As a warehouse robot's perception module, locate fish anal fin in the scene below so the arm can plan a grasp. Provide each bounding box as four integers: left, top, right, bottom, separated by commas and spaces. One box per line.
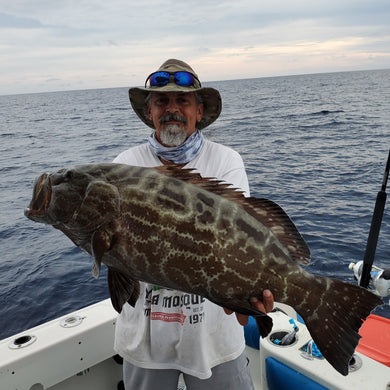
255, 315, 274, 337
91, 229, 111, 278
218, 298, 274, 337
108, 268, 140, 313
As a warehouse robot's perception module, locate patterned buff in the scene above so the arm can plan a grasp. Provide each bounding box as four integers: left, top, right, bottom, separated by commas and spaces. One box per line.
148, 130, 205, 164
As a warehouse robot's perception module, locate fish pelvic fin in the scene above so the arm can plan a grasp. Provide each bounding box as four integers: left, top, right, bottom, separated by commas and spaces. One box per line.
298, 278, 383, 376
108, 268, 140, 313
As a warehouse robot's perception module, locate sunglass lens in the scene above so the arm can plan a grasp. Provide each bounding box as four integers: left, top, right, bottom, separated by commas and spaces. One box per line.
149, 72, 170, 86
174, 72, 195, 86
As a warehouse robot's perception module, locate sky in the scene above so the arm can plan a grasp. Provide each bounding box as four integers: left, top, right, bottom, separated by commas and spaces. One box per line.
1, 0, 389, 95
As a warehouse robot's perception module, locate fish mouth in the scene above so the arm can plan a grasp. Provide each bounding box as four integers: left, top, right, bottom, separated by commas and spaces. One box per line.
25, 173, 52, 220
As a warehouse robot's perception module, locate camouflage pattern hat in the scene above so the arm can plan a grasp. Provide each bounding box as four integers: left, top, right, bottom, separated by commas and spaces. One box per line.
129, 59, 222, 130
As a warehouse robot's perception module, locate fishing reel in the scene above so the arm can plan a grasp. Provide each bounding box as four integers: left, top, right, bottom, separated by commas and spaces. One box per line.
349, 260, 390, 298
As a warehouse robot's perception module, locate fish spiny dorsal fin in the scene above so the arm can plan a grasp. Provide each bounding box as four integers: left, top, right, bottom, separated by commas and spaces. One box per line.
154, 165, 310, 265
154, 166, 245, 197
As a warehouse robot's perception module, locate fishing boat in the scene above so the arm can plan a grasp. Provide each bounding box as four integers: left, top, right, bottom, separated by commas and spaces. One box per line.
1, 296, 389, 390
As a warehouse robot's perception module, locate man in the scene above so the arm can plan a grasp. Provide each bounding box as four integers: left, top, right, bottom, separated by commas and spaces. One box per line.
114, 59, 274, 390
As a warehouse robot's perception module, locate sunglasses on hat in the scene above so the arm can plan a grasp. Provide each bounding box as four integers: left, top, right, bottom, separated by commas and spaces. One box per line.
145, 71, 201, 88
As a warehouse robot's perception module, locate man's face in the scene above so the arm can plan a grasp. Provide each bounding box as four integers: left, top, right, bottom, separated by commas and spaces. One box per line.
147, 92, 203, 147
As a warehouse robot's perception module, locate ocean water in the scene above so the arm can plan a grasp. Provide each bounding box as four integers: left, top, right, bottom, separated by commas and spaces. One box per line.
1, 69, 390, 340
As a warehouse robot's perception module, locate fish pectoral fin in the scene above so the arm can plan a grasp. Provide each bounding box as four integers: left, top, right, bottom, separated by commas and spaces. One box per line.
108, 268, 140, 313
91, 229, 111, 278
73, 180, 120, 230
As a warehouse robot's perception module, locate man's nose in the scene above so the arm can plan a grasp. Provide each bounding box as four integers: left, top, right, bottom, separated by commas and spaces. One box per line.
166, 98, 179, 113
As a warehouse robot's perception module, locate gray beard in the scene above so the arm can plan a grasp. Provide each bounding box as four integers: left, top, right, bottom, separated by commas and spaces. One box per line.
159, 124, 188, 147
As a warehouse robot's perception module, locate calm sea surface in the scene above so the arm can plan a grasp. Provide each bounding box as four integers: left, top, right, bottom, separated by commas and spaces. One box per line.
1, 69, 390, 340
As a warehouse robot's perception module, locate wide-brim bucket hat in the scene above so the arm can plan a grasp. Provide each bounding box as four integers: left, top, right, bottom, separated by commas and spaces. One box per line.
129, 59, 222, 130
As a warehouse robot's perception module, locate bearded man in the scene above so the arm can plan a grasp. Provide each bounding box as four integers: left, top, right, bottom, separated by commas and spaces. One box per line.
113, 59, 274, 390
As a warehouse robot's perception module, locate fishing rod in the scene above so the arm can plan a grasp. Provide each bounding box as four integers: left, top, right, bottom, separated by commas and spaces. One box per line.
359, 149, 390, 289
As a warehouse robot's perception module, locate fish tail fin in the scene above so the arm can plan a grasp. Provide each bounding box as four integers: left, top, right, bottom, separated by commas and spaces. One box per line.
298, 277, 383, 376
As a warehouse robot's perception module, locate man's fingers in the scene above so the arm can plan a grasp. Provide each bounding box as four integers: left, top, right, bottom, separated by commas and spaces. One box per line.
250, 290, 274, 314
223, 289, 275, 325
262, 289, 274, 313
235, 313, 249, 326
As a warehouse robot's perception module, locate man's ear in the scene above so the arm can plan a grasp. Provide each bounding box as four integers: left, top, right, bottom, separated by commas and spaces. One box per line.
147, 104, 152, 120
196, 103, 204, 122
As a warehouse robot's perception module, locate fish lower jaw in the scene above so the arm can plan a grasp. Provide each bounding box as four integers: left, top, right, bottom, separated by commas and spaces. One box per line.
24, 207, 47, 220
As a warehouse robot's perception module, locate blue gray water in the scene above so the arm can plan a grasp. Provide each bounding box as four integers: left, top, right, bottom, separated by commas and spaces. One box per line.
1, 69, 389, 340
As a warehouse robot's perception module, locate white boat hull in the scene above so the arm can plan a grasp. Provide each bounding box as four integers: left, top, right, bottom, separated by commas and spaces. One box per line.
1, 299, 122, 390
1, 299, 389, 390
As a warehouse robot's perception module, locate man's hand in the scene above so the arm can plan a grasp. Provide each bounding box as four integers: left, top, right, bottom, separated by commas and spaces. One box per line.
223, 289, 274, 326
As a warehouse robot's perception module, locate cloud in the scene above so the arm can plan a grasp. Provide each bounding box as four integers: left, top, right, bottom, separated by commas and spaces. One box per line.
0, 12, 43, 28
0, 0, 389, 95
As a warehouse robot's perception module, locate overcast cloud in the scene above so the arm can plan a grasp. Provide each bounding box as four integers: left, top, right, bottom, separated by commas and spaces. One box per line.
1, 0, 389, 95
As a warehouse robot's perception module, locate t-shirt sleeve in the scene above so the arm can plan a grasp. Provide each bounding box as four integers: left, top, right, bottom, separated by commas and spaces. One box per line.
218, 150, 250, 197
113, 144, 161, 167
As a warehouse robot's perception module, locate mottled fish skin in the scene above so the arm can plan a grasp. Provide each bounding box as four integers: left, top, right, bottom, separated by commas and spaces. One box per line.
25, 163, 382, 376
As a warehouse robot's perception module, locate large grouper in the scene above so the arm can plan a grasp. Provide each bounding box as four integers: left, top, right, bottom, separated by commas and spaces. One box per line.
25, 163, 382, 376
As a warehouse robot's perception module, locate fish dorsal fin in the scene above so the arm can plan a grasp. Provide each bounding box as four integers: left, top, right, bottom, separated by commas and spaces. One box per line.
154, 166, 245, 197
154, 166, 310, 265
239, 197, 310, 265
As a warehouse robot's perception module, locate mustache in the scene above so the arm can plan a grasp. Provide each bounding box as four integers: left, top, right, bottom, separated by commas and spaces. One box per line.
159, 113, 187, 124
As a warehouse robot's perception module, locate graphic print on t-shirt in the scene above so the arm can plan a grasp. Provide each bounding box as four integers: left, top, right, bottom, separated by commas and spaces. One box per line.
143, 286, 206, 326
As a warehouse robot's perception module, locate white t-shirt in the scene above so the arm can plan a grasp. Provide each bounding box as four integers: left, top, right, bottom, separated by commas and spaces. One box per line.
113, 138, 250, 379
